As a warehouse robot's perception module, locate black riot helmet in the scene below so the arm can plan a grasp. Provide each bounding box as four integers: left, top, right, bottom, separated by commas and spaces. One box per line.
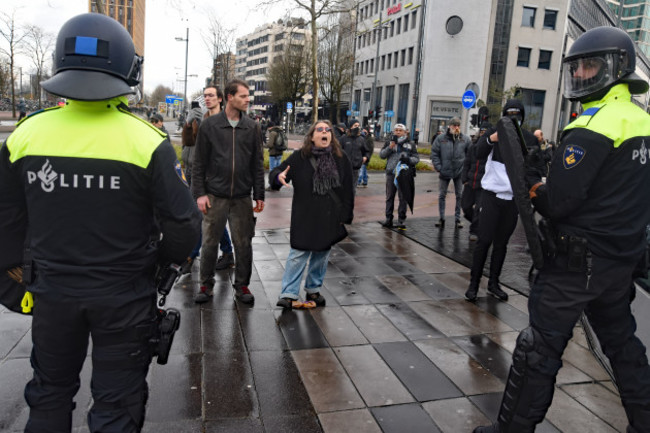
41, 13, 143, 101
563, 26, 648, 102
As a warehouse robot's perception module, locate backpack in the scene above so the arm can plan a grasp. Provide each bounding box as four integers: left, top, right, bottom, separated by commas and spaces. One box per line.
275, 129, 288, 151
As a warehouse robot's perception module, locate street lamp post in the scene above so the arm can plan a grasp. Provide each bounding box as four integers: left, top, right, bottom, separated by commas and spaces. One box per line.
175, 27, 189, 115
370, 13, 390, 128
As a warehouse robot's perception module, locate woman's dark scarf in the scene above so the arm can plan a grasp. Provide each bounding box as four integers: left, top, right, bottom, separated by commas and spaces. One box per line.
311, 145, 341, 195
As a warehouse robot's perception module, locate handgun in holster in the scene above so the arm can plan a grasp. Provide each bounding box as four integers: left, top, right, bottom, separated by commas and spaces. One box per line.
537, 218, 557, 258
150, 262, 183, 365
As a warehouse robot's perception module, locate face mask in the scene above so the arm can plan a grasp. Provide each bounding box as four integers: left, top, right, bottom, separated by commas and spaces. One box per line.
351, 127, 360, 135
397, 135, 407, 144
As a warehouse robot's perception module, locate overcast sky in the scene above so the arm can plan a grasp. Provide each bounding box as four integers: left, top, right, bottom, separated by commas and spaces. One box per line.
4, 0, 297, 96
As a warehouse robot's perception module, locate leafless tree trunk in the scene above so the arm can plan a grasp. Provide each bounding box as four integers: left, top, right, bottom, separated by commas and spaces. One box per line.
201, 8, 235, 89
0, 10, 27, 118
318, 18, 354, 124
25, 25, 54, 109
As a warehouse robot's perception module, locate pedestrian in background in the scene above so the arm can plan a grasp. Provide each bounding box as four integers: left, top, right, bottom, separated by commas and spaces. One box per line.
17, 98, 27, 121
431, 117, 471, 229
266, 120, 285, 189
340, 119, 370, 189
357, 125, 374, 187
1, 13, 200, 432
379, 123, 419, 229
192, 79, 265, 305
269, 120, 354, 310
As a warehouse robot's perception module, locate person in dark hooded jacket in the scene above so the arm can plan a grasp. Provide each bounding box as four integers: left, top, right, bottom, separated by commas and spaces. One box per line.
340, 119, 370, 189
461, 122, 491, 240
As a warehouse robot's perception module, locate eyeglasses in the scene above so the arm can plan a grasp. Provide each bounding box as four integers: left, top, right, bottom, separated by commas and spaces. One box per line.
203, 93, 216, 98
315, 127, 332, 132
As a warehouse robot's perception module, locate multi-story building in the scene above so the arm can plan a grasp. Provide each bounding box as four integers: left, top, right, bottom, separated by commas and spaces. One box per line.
89, 0, 144, 56
210, 52, 236, 91
352, 0, 650, 143
607, 0, 650, 57
235, 19, 310, 115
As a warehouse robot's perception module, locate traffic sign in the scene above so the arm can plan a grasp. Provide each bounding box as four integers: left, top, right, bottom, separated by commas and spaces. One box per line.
385, 110, 395, 118
346, 110, 352, 116
287, 102, 293, 110
462, 90, 476, 109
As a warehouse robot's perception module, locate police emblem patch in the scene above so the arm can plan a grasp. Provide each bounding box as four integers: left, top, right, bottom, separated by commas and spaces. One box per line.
175, 161, 189, 186
563, 145, 586, 169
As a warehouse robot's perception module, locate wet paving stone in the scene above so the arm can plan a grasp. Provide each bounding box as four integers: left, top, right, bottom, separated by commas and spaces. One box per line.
249, 350, 313, 418
452, 334, 514, 381
253, 259, 285, 282
342, 305, 407, 343
329, 257, 377, 277
371, 403, 441, 433
376, 275, 431, 302
338, 242, 395, 258
353, 257, 400, 276
147, 353, 202, 422
275, 309, 329, 351
546, 388, 619, 433
238, 308, 288, 352
380, 256, 426, 275
323, 277, 371, 306
415, 338, 505, 395
375, 303, 444, 340
292, 348, 365, 413
335, 345, 414, 407
409, 301, 481, 337
469, 393, 560, 433
318, 408, 382, 433
0, 357, 37, 431
473, 295, 530, 331
0, 313, 31, 359
422, 397, 491, 433
373, 341, 463, 401
561, 383, 627, 432
404, 274, 462, 300
143, 419, 204, 433
205, 418, 264, 432
439, 299, 515, 334
344, 276, 402, 304
201, 309, 246, 353
203, 350, 259, 419
310, 306, 368, 347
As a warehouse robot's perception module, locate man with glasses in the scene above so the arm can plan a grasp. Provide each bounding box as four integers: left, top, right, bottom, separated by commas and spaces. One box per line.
431, 117, 472, 229
192, 79, 265, 305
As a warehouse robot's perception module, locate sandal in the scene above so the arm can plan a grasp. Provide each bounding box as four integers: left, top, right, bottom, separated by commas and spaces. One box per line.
291, 300, 317, 309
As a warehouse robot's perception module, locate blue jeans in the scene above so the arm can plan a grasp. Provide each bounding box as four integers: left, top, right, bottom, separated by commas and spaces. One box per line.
358, 164, 368, 185
279, 248, 331, 300
269, 155, 282, 171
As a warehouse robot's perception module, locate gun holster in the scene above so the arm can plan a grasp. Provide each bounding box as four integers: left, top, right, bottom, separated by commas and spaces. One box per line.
537, 218, 557, 258
150, 307, 181, 365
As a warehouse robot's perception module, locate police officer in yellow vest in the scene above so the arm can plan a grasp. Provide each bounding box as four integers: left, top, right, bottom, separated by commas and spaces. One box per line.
0, 13, 200, 433
474, 27, 650, 433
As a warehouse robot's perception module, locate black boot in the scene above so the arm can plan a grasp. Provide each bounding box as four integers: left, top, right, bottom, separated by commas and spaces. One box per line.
435, 219, 445, 228
487, 278, 508, 301
465, 276, 480, 302
381, 218, 393, 228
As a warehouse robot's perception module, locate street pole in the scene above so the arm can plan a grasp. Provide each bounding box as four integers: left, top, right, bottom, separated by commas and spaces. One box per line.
370, 12, 383, 123
183, 27, 189, 115
19, 67, 22, 97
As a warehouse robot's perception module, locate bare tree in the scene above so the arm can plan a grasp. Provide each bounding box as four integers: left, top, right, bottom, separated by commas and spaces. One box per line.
262, 0, 358, 123
201, 8, 235, 89
0, 57, 11, 97
318, 18, 354, 124
150, 84, 174, 107
0, 10, 28, 118
267, 33, 311, 127
24, 25, 54, 109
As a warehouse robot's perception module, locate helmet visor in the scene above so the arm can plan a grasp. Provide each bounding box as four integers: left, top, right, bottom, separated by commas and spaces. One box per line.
563, 51, 625, 100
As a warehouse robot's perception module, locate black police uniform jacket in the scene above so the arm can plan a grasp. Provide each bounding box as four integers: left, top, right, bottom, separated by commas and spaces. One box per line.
268, 149, 354, 251
0, 98, 201, 297
544, 84, 650, 260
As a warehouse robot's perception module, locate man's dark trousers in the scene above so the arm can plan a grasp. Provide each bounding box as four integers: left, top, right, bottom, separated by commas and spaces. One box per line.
200, 195, 255, 289
385, 173, 406, 221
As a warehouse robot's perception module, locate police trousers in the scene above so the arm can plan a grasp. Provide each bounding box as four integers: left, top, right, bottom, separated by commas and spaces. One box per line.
25, 286, 156, 433
528, 252, 650, 428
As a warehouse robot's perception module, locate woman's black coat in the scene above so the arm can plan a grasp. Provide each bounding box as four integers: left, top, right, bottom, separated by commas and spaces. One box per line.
269, 150, 354, 251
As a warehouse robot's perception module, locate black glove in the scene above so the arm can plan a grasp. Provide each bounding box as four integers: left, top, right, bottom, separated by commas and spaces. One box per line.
399, 152, 410, 163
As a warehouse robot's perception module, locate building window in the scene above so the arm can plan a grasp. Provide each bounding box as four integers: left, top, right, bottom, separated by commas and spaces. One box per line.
387, 53, 392, 69
404, 14, 409, 31
390, 21, 394, 37
370, 58, 374, 73
517, 47, 531, 67
411, 10, 417, 29
394, 51, 398, 68
517, 88, 546, 130
385, 85, 395, 113
543, 9, 558, 30
400, 49, 406, 66
354, 89, 361, 110
538, 49, 552, 69
397, 83, 409, 125
408, 47, 414, 65
396, 18, 401, 35
381, 55, 386, 70
522, 6, 536, 27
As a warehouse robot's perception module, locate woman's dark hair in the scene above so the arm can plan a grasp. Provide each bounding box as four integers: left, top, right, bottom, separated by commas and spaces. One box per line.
301, 119, 342, 158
